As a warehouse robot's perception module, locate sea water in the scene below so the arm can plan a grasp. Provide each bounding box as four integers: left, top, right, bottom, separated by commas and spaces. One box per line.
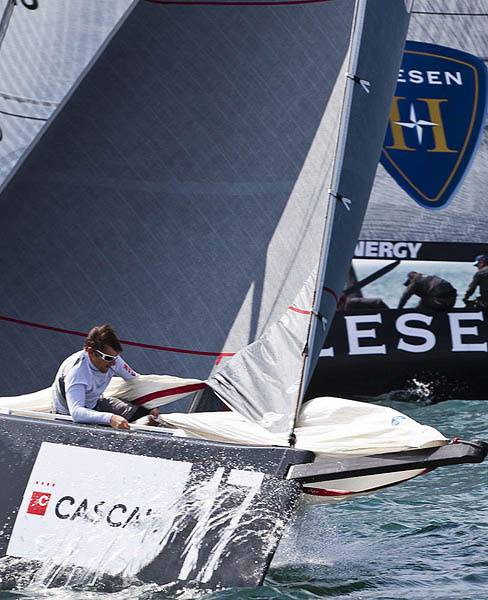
0, 399, 486, 599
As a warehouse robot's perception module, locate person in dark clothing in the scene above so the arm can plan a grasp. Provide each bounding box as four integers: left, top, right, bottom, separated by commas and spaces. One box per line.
338, 293, 388, 310
463, 254, 488, 309
398, 271, 456, 310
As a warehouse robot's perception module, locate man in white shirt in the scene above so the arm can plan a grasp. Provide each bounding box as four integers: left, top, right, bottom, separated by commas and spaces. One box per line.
52, 324, 159, 429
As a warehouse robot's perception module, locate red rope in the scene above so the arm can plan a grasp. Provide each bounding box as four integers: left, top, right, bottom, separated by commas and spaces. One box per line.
323, 286, 338, 304
0, 315, 234, 358
0, 287, 337, 358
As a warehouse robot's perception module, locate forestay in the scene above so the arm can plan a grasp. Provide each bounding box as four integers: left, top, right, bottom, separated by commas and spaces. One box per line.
209, 0, 411, 437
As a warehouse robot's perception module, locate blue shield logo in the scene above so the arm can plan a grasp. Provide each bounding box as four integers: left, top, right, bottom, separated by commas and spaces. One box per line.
380, 41, 488, 210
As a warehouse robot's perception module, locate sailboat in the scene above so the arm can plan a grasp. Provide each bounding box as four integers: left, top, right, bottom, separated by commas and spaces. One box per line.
0, 0, 485, 590
312, 1, 488, 402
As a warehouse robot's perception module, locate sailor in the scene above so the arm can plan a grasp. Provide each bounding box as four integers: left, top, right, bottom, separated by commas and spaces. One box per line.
52, 324, 159, 429
398, 271, 457, 310
463, 254, 488, 309
338, 293, 389, 310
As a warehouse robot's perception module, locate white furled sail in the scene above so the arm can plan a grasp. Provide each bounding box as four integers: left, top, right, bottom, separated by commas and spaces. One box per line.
360, 0, 488, 250
160, 397, 447, 457
0, 0, 133, 185
209, 0, 411, 437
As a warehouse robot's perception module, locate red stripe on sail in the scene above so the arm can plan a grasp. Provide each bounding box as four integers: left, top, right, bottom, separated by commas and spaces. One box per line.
132, 382, 207, 405
288, 306, 310, 315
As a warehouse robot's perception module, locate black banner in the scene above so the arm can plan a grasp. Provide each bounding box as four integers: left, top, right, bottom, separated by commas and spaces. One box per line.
354, 240, 488, 262
308, 308, 488, 401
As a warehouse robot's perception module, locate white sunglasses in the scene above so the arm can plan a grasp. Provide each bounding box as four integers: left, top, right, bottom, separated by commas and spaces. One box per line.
93, 348, 118, 362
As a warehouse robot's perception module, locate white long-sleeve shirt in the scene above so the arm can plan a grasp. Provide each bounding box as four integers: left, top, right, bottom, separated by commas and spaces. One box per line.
52, 350, 138, 425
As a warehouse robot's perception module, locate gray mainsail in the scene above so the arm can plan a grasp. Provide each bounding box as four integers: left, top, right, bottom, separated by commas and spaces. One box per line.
0, 0, 369, 401
360, 0, 488, 245
0, 0, 133, 185
209, 0, 411, 435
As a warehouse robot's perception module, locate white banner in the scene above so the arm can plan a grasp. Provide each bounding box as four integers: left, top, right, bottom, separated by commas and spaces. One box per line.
7, 442, 192, 577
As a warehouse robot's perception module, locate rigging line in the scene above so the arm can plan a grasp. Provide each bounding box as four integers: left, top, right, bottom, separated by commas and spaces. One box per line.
0, 109, 48, 121
145, 0, 334, 5
0, 0, 15, 52
0, 315, 235, 358
289, 288, 338, 315
412, 11, 488, 16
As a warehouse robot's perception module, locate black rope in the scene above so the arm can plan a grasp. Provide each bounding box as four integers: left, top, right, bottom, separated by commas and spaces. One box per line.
0, 109, 47, 121
413, 11, 488, 16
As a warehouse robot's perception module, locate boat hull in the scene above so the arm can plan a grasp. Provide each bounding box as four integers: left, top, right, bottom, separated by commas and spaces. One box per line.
0, 413, 312, 589
302, 468, 431, 503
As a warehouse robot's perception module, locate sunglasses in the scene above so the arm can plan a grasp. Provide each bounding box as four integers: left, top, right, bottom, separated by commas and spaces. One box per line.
93, 348, 118, 362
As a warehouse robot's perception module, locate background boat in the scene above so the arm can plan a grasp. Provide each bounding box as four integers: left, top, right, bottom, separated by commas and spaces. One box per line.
313, 0, 488, 402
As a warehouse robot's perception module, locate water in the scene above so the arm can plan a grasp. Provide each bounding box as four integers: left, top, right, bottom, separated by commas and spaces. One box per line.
1, 400, 486, 599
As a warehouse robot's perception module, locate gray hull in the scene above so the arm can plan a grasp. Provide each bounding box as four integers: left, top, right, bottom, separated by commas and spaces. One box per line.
0, 413, 311, 588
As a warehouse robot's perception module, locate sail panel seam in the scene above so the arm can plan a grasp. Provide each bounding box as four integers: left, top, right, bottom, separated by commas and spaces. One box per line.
145, 0, 336, 6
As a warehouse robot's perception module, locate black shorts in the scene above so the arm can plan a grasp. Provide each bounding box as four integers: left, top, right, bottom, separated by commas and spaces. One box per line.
95, 396, 145, 422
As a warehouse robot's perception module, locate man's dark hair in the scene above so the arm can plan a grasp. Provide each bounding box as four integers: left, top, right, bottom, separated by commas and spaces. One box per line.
83, 324, 122, 353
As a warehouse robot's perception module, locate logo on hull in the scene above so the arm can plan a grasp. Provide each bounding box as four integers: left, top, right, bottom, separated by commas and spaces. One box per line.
27, 491, 52, 516
381, 41, 488, 210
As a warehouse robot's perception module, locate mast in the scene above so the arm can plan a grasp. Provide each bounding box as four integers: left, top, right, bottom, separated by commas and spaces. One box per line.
291, 0, 412, 441
208, 0, 411, 437
291, 0, 368, 443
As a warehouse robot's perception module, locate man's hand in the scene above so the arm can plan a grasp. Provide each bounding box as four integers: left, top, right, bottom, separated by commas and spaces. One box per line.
110, 414, 130, 430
